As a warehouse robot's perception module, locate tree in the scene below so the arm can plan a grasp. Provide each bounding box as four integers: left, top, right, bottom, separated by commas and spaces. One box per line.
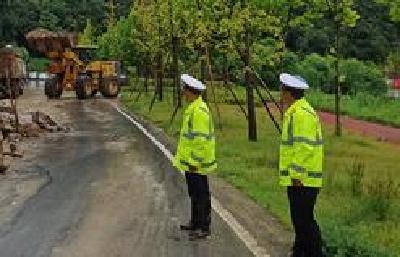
0, 0, 109, 46
79, 19, 95, 45
387, 50, 400, 77
376, 0, 400, 22
0, 0, 40, 45
217, 0, 283, 140
322, 0, 359, 136
257, 1, 323, 68
167, 0, 181, 106
97, 14, 137, 64
106, 0, 117, 27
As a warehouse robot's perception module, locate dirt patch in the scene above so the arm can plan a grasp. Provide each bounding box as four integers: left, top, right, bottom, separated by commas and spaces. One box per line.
266, 103, 400, 144
318, 112, 400, 144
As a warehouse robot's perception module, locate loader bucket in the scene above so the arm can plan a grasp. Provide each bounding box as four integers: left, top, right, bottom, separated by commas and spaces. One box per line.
26, 29, 78, 54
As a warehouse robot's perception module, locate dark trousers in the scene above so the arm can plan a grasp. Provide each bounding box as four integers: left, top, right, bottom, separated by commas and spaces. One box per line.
287, 186, 323, 257
185, 172, 211, 232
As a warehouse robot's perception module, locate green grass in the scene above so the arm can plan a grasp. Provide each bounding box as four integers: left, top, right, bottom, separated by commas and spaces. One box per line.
122, 87, 400, 256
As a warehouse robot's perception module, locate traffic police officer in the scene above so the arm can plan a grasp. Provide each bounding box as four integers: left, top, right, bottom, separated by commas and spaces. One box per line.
279, 73, 324, 257
173, 74, 217, 240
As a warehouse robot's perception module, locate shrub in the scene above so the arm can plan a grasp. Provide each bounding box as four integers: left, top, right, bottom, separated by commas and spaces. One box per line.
365, 174, 399, 221
27, 58, 50, 72
293, 53, 335, 92
347, 159, 365, 197
340, 59, 387, 95
293, 53, 387, 95
322, 222, 392, 257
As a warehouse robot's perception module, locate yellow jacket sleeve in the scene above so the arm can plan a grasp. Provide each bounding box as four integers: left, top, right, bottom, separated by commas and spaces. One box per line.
288, 111, 315, 180
186, 109, 210, 168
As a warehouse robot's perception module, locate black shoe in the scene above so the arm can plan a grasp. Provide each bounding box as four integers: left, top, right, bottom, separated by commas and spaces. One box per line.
180, 223, 196, 231
189, 229, 210, 241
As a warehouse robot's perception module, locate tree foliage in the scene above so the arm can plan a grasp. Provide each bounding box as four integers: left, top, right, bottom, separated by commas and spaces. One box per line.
1, 0, 398, 66
0, 0, 132, 46
377, 0, 400, 22
79, 19, 96, 45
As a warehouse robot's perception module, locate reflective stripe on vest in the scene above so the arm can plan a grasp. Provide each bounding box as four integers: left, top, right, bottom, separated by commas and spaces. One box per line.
180, 160, 217, 168
280, 170, 323, 178
183, 110, 215, 140
289, 163, 306, 173
281, 114, 323, 146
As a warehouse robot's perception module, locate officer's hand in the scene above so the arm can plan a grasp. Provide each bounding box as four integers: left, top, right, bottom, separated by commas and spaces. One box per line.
291, 179, 303, 187
189, 165, 198, 172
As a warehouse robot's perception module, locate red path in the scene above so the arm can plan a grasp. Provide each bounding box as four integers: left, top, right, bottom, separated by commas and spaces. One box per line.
318, 112, 400, 145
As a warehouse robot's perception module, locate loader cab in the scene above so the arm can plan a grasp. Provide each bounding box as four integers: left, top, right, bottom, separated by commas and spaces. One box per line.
72, 45, 98, 64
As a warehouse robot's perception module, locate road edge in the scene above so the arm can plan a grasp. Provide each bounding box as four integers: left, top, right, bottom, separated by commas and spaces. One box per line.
113, 104, 271, 257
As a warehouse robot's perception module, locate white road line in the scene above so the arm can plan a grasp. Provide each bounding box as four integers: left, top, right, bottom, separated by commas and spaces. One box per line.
115, 106, 270, 257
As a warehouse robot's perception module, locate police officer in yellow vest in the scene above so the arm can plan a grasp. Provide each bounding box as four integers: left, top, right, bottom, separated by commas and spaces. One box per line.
173, 74, 216, 240
279, 73, 323, 257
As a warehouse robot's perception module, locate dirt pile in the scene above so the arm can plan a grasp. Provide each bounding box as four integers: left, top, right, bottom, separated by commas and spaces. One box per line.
0, 104, 68, 173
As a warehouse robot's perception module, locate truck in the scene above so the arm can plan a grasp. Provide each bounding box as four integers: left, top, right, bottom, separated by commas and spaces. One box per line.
0, 46, 26, 99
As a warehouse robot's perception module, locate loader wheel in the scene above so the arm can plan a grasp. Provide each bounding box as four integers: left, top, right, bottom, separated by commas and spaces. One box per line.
91, 89, 98, 97
9, 82, 20, 99
18, 81, 24, 95
14, 80, 24, 97
76, 79, 93, 99
100, 80, 120, 98
45, 78, 63, 99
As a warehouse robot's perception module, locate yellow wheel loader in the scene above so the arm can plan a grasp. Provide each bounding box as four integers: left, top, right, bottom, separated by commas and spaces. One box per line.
26, 29, 127, 99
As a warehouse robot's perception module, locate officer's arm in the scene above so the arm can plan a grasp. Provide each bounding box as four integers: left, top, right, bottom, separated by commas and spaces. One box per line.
187, 110, 210, 169
289, 111, 315, 181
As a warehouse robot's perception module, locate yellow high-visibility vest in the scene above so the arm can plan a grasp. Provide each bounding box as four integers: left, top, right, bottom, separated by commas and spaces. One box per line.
279, 98, 324, 187
173, 96, 217, 174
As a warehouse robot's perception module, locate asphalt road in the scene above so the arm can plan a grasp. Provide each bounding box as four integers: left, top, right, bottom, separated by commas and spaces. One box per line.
0, 93, 252, 257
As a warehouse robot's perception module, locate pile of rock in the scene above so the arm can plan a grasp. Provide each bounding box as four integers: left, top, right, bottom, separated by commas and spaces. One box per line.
0, 107, 67, 173
1, 107, 65, 135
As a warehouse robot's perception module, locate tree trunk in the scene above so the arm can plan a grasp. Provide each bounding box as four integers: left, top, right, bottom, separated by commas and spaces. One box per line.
245, 29, 257, 141
335, 21, 341, 136
0, 137, 5, 174
200, 49, 207, 102
172, 36, 181, 107
144, 64, 148, 95
223, 57, 248, 120
157, 52, 163, 102
7, 61, 18, 133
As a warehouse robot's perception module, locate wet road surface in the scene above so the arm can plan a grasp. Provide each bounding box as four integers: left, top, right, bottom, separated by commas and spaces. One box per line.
0, 95, 252, 257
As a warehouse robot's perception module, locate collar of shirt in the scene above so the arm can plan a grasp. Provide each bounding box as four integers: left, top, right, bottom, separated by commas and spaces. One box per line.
185, 96, 203, 114
284, 98, 307, 118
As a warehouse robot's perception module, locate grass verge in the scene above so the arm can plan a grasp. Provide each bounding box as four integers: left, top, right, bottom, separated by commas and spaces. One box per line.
122, 88, 400, 257
126, 80, 400, 127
